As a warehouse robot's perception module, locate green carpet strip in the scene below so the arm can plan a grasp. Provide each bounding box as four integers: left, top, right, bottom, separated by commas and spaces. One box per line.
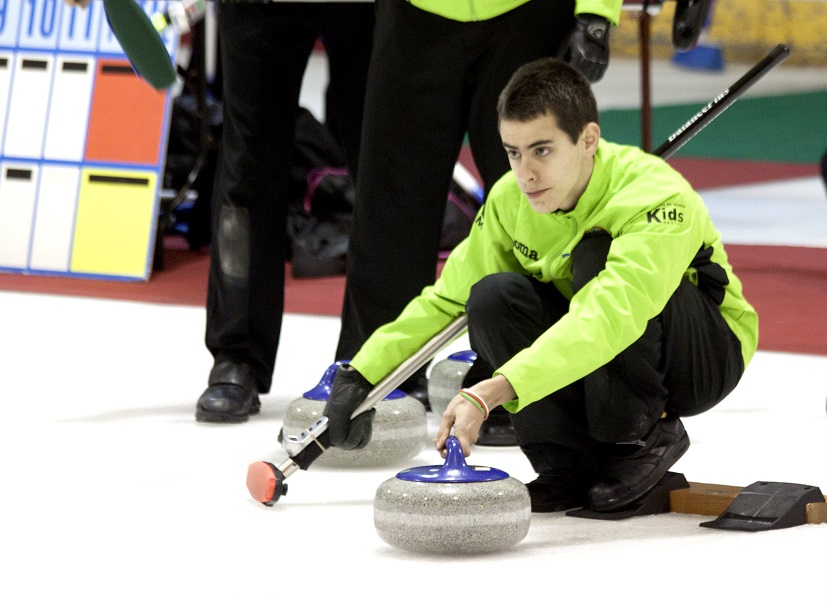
600, 91, 827, 164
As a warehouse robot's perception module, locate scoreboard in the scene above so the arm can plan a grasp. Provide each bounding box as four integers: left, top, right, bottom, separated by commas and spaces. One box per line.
0, 0, 177, 280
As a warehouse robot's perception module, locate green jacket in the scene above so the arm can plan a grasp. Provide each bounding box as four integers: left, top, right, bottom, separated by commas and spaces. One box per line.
409, 0, 623, 23
351, 140, 758, 412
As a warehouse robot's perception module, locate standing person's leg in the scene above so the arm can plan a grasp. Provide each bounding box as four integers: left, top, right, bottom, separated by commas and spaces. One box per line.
197, 4, 317, 423
336, 0, 472, 362
465, 0, 576, 192
318, 3, 374, 179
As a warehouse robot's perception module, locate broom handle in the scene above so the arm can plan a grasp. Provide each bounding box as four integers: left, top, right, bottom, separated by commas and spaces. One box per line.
653, 44, 790, 160
350, 315, 469, 419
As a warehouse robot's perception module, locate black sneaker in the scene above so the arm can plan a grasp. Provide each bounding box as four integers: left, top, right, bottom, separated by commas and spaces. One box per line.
526, 472, 589, 512
588, 417, 690, 512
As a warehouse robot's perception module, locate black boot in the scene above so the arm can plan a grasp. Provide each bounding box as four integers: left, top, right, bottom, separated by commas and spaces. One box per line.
461, 358, 518, 446
522, 443, 595, 512
196, 360, 261, 423
588, 417, 690, 512
526, 472, 590, 512
477, 407, 518, 446
400, 371, 430, 411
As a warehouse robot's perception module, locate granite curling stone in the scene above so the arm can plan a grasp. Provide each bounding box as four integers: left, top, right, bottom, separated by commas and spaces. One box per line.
427, 350, 477, 417
374, 436, 531, 554
282, 362, 427, 468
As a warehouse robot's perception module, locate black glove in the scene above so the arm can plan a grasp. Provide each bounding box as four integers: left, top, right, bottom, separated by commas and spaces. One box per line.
563, 13, 611, 83
672, 0, 714, 50
323, 365, 376, 450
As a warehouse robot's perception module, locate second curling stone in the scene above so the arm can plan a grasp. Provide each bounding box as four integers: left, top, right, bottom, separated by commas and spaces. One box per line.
427, 350, 477, 417
282, 362, 427, 468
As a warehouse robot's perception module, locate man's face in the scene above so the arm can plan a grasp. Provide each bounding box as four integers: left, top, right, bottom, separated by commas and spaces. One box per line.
499, 113, 599, 213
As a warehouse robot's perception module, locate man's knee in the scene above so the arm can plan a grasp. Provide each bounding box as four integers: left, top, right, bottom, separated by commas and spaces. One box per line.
216, 204, 250, 280
467, 273, 533, 323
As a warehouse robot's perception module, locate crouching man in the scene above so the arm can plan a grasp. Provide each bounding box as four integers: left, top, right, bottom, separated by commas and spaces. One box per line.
323, 58, 757, 513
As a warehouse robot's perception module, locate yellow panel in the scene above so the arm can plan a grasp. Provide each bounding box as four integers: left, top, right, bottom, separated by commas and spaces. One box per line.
71, 168, 157, 278
613, 1, 827, 66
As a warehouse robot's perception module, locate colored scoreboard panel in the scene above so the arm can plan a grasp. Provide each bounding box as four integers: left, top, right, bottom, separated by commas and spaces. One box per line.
0, 0, 177, 280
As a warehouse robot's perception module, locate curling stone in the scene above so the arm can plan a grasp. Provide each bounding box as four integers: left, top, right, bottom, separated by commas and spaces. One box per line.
374, 436, 530, 554
282, 362, 427, 468
427, 350, 477, 417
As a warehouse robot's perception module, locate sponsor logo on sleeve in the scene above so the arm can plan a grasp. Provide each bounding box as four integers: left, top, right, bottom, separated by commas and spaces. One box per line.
646, 203, 685, 225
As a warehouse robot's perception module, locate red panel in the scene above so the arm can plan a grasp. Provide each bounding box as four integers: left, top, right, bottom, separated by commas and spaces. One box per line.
84, 59, 167, 165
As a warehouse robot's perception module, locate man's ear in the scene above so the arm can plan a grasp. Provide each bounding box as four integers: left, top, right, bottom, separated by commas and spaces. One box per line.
582, 122, 600, 156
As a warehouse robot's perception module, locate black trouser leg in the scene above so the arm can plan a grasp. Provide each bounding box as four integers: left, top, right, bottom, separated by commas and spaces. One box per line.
466, 272, 598, 462
318, 4, 374, 178
336, 0, 468, 360
336, 0, 576, 361
464, 0, 575, 192
206, 4, 373, 393
206, 5, 318, 392
572, 234, 668, 443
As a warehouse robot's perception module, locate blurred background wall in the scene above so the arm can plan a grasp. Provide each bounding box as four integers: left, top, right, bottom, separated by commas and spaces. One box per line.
613, 0, 827, 66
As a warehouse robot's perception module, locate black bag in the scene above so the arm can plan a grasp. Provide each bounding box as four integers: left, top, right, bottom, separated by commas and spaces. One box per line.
287, 108, 355, 278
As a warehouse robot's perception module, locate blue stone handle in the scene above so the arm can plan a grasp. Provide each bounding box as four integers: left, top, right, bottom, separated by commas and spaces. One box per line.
302, 361, 405, 401
443, 436, 468, 469
395, 435, 510, 483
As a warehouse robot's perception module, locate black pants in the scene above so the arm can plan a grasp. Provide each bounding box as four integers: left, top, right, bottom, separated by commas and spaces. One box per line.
336, 0, 576, 360
205, 3, 373, 392
465, 234, 745, 470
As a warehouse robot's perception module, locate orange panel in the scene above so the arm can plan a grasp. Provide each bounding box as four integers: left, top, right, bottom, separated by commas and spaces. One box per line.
84, 59, 167, 165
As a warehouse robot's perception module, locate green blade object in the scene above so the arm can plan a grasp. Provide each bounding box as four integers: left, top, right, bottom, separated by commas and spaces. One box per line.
102, 0, 176, 89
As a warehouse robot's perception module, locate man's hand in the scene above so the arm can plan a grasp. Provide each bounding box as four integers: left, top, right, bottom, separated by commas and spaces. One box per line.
434, 393, 487, 457
64, 0, 92, 8
323, 365, 376, 450
433, 375, 517, 457
562, 13, 611, 83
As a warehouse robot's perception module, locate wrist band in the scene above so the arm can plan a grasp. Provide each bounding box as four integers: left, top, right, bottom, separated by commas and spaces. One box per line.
458, 388, 489, 420
458, 391, 487, 419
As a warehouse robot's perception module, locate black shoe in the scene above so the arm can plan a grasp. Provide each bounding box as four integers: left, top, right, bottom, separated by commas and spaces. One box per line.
476, 408, 518, 446
588, 417, 690, 512
526, 472, 589, 512
400, 374, 430, 411
196, 361, 261, 423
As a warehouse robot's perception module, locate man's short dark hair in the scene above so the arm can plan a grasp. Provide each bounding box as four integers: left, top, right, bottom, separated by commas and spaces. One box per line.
497, 58, 599, 144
